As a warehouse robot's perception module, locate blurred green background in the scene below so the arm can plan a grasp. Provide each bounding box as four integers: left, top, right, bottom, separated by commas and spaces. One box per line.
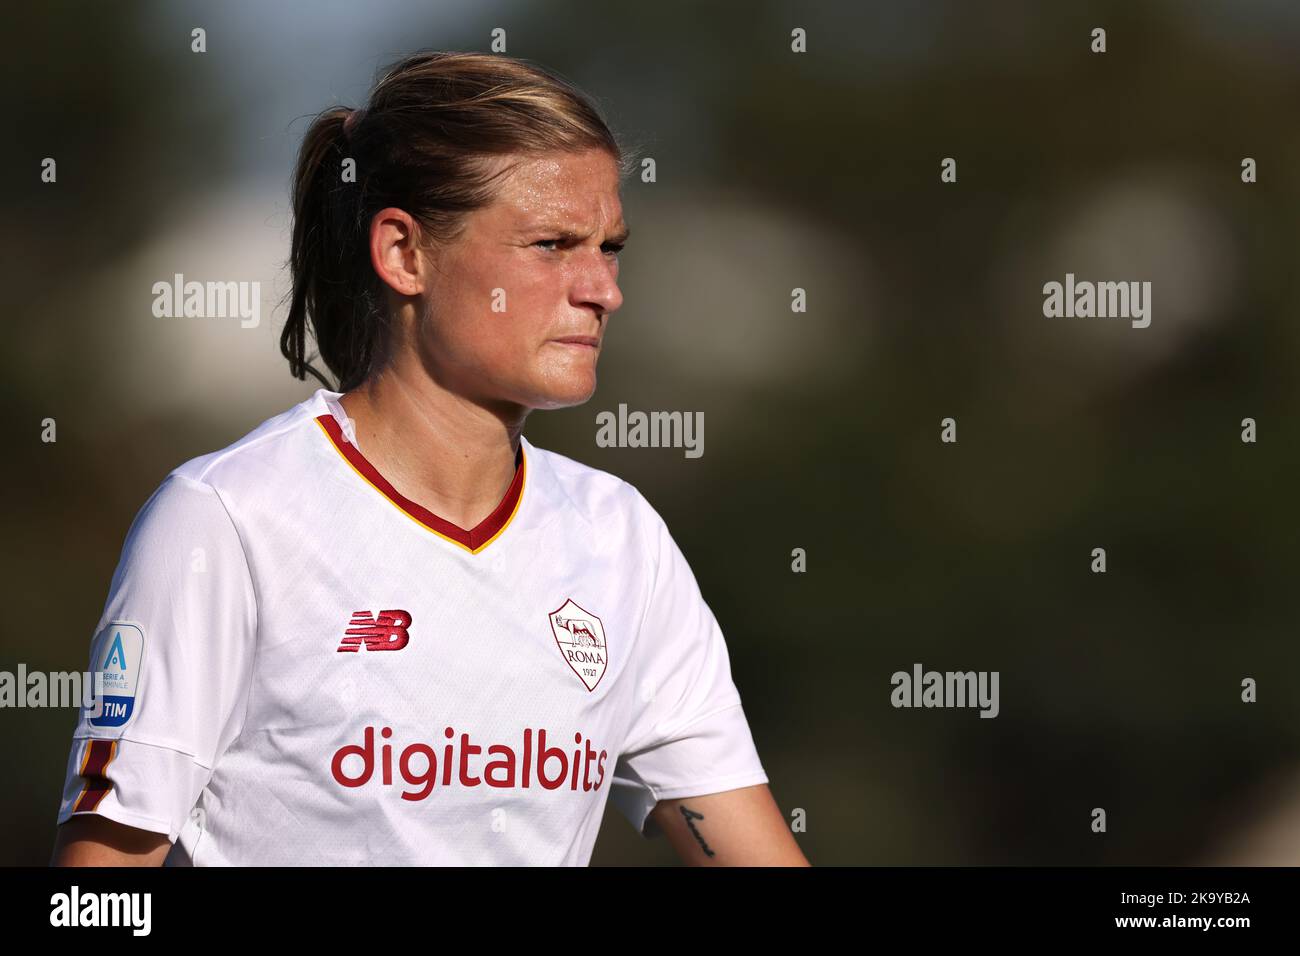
3, 0, 1299, 865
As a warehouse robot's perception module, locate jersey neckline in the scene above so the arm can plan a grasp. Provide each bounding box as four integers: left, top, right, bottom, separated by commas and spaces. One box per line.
312, 408, 526, 555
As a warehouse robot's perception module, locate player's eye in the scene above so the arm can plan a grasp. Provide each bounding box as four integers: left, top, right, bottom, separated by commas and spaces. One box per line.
533, 238, 624, 256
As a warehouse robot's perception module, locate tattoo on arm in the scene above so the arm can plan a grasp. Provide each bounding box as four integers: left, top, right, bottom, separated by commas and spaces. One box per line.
677, 804, 715, 858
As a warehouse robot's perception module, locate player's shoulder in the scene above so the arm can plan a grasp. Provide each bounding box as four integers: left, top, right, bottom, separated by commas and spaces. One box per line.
118, 390, 330, 542
167, 388, 330, 494
521, 435, 664, 533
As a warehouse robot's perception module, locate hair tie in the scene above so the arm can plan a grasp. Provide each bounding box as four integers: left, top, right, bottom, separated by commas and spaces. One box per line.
342, 108, 363, 138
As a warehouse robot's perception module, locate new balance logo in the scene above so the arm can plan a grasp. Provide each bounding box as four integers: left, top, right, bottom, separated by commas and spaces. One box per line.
339, 610, 412, 652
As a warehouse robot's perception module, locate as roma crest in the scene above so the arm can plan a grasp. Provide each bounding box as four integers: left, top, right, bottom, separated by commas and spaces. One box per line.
549, 599, 608, 692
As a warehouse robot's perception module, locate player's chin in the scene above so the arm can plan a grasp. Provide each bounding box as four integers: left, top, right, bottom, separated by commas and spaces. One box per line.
528, 364, 598, 410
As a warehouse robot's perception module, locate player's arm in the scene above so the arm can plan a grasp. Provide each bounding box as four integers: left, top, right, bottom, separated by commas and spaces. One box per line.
649, 783, 810, 866
52, 475, 256, 867
50, 815, 171, 866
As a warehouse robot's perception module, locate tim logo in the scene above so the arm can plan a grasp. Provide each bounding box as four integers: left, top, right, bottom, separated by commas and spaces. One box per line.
339, 610, 412, 652
549, 599, 608, 692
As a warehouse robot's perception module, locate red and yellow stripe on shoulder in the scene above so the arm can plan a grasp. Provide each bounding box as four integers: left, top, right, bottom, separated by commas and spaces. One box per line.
72, 739, 118, 813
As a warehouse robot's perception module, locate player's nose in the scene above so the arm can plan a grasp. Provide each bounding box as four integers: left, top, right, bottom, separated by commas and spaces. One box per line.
571, 250, 623, 318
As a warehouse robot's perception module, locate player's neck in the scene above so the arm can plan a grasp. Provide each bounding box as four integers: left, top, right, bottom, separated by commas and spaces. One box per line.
337, 367, 525, 531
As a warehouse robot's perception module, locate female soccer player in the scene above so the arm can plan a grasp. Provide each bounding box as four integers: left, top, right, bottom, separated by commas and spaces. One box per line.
51, 51, 807, 866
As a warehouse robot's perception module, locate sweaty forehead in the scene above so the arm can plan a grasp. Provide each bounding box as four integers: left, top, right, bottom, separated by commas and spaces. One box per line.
491, 151, 622, 226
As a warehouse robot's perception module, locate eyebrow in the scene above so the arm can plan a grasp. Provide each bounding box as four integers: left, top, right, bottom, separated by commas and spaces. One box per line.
529, 224, 631, 243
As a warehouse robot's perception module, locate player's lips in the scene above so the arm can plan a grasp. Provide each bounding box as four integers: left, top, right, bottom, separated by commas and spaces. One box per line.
550, 335, 600, 349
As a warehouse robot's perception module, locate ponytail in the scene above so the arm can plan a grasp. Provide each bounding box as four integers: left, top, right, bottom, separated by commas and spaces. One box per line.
282, 106, 383, 391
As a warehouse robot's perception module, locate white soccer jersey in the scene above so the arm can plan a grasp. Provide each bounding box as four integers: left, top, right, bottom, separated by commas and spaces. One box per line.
57, 388, 768, 865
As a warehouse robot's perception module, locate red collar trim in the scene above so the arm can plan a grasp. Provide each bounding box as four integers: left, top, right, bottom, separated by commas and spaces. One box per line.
314, 413, 525, 554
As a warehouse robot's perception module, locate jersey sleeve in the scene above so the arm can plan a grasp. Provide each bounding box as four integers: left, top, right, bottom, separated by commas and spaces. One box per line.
55, 473, 257, 842
608, 491, 769, 838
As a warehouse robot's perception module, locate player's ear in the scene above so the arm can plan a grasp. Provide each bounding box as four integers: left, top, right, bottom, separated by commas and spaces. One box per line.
369, 207, 428, 299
